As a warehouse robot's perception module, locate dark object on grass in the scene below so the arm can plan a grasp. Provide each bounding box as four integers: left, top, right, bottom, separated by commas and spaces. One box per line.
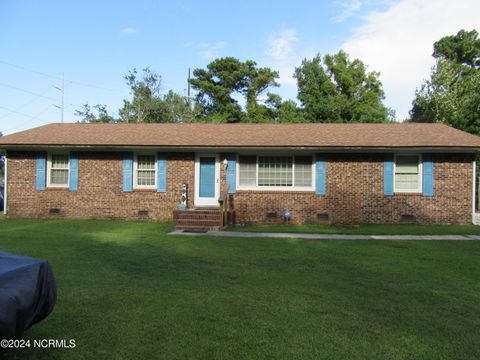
0, 251, 57, 339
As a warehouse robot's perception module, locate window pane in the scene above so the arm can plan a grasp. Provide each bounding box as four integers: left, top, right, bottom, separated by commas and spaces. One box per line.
294, 156, 312, 187
395, 174, 419, 190
137, 170, 155, 186
51, 169, 68, 185
258, 156, 293, 186
239, 156, 256, 186
51, 154, 69, 169
50, 154, 69, 186
137, 155, 155, 170
395, 155, 419, 191
136, 155, 156, 186
396, 156, 419, 174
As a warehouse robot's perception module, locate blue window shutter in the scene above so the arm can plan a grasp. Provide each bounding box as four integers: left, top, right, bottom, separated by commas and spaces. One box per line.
316, 155, 326, 196
157, 154, 167, 192
123, 153, 133, 192
422, 155, 434, 196
36, 152, 46, 191
226, 153, 236, 194
384, 154, 394, 196
69, 153, 78, 192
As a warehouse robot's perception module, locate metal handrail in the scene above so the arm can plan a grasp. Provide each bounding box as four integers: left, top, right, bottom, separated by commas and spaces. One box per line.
218, 185, 230, 229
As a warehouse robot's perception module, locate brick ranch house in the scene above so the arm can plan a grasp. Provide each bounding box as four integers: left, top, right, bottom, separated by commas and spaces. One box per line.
0, 123, 479, 228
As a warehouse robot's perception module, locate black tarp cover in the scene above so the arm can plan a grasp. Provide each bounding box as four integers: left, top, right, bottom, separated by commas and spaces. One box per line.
0, 251, 57, 339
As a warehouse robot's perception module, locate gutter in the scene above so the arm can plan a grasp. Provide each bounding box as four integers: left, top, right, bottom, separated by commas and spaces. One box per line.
0, 145, 478, 153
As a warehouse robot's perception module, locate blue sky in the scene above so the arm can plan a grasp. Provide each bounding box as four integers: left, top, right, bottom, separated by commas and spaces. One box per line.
0, 0, 478, 134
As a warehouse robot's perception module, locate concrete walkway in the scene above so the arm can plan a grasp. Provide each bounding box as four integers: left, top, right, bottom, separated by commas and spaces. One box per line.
169, 230, 480, 241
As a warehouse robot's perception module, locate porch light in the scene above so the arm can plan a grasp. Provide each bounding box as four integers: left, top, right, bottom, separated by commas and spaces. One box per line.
223, 158, 228, 169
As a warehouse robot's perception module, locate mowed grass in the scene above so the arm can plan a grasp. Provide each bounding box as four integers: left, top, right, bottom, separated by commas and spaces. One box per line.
231, 223, 480, 235
0, 220, 480, 359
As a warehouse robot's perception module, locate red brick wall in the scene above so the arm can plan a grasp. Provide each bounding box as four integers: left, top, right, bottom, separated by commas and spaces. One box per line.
232, 153, 474, 225
6, 151, 194, 221
6, 151, 474, 224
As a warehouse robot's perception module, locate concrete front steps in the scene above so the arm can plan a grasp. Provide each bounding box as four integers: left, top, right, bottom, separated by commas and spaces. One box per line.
173, 207, 221, 232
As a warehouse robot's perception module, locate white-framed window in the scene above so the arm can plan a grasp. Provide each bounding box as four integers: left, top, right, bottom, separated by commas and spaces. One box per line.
237, 155, 314, 190
47, 153, 70, 188
394, 154, 422, 193
134, 154, 156, 189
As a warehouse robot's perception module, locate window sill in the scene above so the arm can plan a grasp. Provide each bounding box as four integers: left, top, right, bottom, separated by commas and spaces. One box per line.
132, 188, 158, 192
45, 186, 69, 190
393, 192, 423, 196
237, 189, 315, 194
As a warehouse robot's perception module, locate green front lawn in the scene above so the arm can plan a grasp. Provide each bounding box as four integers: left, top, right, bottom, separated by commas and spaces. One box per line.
1, 220, 479, 359
230, 223, 480, 235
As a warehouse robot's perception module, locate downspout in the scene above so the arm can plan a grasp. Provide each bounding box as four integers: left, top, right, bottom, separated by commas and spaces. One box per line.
3, 151, 7, 215
472, 160, 476, 225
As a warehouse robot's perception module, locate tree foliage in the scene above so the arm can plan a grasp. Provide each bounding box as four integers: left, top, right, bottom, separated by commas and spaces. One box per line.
75, 53, 394, 124
75, 104, 115, 123
294, 50, 392, 123
265, 94, 305, 123
189, 57, 279, 122
75, 68, 199, 124
119, 68, 164, 123
410, 30, 480, 135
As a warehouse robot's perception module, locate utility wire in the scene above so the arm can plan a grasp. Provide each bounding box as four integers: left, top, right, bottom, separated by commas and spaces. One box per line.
0, 87, 53, 120
0, 82, 59, 102
0, 104, 53, 133
0, 81, 82, 108
0, 104, 51, 121
0, 59, 120, 92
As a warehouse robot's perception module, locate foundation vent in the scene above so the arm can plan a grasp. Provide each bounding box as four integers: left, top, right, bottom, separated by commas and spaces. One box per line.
401, 214, 415, 223
49, 208, 61, 215
317, 213, 329, 223
266, 211, 277, 219
138, 210, 149, 218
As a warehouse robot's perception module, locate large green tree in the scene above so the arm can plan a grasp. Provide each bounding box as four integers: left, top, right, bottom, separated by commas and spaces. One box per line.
410, 30, 480, 135
189, 57, 247, 122
75, 68, 199, 123
294, 50, 392, 123
265, 94, 305, 123
75, 104, 115, 123
243, 61, 279, 119
189, 57, 279, 122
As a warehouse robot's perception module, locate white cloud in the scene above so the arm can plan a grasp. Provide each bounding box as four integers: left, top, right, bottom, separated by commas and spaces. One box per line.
265, 28, 299, 61
196, 41, 227, 59
341, 0, 480, 120
121, 27, 137, 34
333, 0, 363, 22
264, 28, 303, 87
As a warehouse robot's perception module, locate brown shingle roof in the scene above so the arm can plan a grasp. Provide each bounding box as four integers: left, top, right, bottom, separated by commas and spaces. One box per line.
1, 123, 479, 149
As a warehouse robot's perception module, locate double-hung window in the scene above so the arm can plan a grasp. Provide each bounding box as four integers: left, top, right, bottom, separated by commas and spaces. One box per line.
47, 154, 69, 187
134, 154, 156, 189
238, 155, 314, 190
394, 155, 422, 193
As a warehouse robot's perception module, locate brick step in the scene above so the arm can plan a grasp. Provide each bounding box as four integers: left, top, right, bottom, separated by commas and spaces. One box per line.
175, 224, 219, 232
188, 209, 220, 215
178, 213, 219, 220
173, 207, 221, 232
176, 219, 220, 226
174, 209, 219, 216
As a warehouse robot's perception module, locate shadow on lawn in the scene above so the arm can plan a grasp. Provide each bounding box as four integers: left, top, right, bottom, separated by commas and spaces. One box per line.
1, 221, 480, 359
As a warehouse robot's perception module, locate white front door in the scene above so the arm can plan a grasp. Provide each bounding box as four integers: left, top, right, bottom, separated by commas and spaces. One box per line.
194, 154, 220, 206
